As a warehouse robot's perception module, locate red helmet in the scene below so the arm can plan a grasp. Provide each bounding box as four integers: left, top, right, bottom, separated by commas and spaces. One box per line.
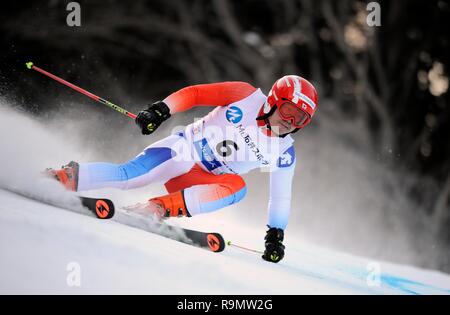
267, 75, 318, 128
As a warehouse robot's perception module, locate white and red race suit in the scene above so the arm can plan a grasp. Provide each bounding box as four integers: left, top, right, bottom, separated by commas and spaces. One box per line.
77, 82, 296, 229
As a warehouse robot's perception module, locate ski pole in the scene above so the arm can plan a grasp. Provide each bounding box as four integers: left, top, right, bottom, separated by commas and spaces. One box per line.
25, 62, 137, 119
226, 240, 264, 255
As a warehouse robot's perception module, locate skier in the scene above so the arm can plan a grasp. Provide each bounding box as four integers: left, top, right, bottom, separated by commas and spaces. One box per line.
48, 75, 318, 263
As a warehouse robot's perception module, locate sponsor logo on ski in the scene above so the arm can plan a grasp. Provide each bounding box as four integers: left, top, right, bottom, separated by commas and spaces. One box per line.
207, 234, 221, 252
95, 199, 110, 218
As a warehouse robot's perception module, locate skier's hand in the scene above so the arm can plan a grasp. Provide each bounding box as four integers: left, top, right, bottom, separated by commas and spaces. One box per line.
135, 101, 171, 135
262, 226, 285, 263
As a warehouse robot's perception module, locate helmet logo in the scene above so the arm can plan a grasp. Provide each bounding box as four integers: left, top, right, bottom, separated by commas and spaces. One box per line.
299, 93, 316, 110
226, 106, 243, 124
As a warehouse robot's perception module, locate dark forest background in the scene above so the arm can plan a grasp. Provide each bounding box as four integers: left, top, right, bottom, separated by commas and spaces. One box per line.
1, 0, 449, 270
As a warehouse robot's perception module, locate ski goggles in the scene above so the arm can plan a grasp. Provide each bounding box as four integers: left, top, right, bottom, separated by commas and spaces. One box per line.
278, 102, 309, 128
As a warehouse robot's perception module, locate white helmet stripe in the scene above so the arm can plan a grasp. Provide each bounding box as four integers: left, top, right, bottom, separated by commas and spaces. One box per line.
292, 77, 301, 104
272, 90, 278, 101
283, 77, 291, 87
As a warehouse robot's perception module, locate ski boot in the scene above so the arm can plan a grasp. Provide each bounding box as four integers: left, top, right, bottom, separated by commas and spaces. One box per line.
150, 191, 190, 218
123, 191, 190, 220
44, 161, 79, 191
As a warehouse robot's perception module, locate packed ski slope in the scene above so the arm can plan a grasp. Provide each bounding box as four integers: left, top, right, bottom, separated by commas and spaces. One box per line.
1, 188, 449, 295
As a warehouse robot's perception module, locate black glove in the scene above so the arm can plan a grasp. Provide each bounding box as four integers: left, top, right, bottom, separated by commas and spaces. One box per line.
262, 226, 285, 263
135, 101, 171, 135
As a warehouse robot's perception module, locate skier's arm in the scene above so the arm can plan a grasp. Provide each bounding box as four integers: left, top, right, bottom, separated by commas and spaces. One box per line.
262, 146, 296, 263
163, 82, 257, 114
135, 82, 256, 135
267, 160, 295, 230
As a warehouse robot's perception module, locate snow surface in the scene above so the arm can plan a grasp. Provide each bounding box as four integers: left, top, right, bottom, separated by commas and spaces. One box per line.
1, 188, 449, 295
0, 102, 449, 295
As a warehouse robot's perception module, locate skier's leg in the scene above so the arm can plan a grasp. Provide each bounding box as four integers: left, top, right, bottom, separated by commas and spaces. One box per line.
149, 164, 247, 217
75, 134, 194, 191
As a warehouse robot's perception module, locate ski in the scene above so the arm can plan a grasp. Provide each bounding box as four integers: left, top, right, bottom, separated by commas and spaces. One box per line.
3, 187, 221, 251
79, 196, 115, 219
114, 208, 225, 252
0, 188, 115, 219
115, 203, 226, 252
152, 222, 226, 253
